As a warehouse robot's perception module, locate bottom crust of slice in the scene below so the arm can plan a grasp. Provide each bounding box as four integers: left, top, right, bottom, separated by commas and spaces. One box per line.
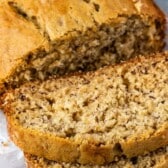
25, 146, 168, 168
6, 115, 168, 165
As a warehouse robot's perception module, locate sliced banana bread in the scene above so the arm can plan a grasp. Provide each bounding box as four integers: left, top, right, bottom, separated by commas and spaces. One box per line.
3, 52, 168, 165
25, 146, 168, 168
0, 0, 165, 95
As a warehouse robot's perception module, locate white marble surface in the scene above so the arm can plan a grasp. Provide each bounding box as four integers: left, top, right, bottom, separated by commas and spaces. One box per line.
0, 111, 25, 168
0, 1, 168, 168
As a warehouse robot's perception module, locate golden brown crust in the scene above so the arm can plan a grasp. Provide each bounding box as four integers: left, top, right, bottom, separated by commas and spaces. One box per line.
133, 0, 165, 18
5, 0, 165, 41
24, 149, 168, 168
6, 114, 80, 163
4, 52, 168, 165
0, 0, 165, 98
121, 124, 168, 157
7, 115, 168, 165
0, 2, 48, 83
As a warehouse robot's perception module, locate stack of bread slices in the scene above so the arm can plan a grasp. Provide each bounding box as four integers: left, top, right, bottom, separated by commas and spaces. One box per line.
0, 0, 168, 168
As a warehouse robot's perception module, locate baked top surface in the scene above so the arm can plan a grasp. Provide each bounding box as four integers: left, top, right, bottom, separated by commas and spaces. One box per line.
0, 0, 165, 84
0, 3, 48, 82
0, 0, 167, 167
7, 0, 164, 40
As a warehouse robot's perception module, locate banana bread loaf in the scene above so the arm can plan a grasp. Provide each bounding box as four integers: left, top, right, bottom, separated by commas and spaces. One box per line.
3, 52, 168, 165
0, 0, 165, 95
25, 146, 168, 168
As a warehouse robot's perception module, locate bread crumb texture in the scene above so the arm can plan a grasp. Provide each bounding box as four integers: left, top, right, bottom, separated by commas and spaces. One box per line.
0, 0, 165, 95
3, 52, 168, 165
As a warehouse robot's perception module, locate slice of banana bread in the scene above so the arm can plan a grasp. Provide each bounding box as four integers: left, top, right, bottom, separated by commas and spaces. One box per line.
25, 146, 168, 168
0, 0, 165, 95
3, 52, 168, 165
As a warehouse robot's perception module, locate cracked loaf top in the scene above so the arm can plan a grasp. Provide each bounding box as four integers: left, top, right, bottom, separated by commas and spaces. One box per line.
0, 0, 165, 94
5, 0, 164, 40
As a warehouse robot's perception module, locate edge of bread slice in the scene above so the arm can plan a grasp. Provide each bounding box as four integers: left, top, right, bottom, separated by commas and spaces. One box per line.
25, 146, 168, 168
0, 0, 166, 96
3, 52, 168, 165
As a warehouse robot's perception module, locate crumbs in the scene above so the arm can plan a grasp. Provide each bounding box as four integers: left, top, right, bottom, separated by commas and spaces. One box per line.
1, 141, 9, 147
